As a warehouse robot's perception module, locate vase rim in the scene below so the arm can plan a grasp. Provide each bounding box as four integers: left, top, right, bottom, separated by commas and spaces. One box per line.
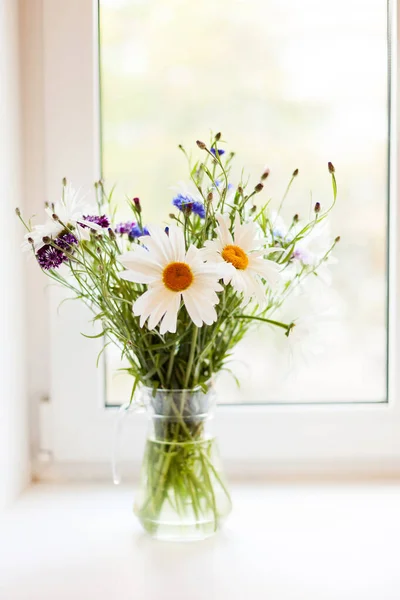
141, 382, 213, 394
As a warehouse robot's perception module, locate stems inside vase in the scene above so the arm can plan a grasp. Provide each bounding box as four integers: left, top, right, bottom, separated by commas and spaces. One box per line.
134, 388, 232, 540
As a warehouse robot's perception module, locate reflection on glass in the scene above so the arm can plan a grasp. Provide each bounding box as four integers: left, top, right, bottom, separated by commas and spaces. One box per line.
99, 0, 388, 404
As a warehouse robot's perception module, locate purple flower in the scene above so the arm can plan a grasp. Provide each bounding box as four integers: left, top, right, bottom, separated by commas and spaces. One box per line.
115, 221, 149, 240
172, 194, 206, 219
37, 246, 66, 270
292, 247, 313, 265
115, 221, 136, 235
54, 232, 78, 251
210, 148, 225, 157
36, 232, 78, 270
82, 214, 110, 228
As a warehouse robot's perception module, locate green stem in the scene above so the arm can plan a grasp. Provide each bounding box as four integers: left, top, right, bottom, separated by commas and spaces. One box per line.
235, 314, 293, 333
166, 342, 176, 387
277, 172, 297, 214
184, 326, 199, 389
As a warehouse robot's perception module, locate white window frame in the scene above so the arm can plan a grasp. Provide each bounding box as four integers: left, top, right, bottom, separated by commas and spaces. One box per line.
32, 0, 400, 478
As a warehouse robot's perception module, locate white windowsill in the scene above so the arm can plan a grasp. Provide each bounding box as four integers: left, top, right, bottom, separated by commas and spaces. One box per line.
1, 482, 400, 599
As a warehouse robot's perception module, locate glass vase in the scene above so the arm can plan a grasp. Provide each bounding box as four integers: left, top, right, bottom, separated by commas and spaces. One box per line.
116, 386, 232, 541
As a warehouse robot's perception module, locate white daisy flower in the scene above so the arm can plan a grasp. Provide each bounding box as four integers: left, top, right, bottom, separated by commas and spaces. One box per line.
289, 221, 337, 285
268, 210, 293, 245
22, 218, 64, 252
47, 184, 102, 237
118, 225, 223, 334
292, 221, 330, 266
274, 283, 341, 369
23, 185, 104, 252
202, 214, 281, 306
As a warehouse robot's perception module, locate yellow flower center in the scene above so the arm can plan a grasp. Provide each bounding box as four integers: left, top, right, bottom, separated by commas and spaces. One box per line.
221, 244, 249, 270
162, 262, 194, 292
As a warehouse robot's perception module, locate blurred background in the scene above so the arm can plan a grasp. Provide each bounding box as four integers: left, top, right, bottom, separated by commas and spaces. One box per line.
99, 0, 389, 406
0, 3, 398, 596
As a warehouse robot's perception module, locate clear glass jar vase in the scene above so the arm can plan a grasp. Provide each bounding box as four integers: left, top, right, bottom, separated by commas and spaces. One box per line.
113, 385, 232, 541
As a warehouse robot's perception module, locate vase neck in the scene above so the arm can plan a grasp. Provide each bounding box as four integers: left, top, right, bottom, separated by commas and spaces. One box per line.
140, 386, 215, 420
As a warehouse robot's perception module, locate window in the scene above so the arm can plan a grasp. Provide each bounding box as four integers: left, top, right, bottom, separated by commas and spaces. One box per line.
99, 0, 389, 405
36, 0, 400, 470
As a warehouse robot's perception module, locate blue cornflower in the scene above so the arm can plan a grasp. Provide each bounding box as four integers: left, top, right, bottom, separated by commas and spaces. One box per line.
172, 194, 206, 219
115, 221, 149, 240
210, 148, 225, 157
128, 224, 149, 241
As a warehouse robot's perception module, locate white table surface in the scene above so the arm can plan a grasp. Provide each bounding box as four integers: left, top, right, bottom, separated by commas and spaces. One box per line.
1, 482, 400, 599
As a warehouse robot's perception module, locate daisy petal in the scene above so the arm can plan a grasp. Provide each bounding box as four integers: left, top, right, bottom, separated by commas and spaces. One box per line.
181, 290, 203, 327
233, 216, 260, 252
119, 270, 156, 284
215, 214, 233, 246
182, 289, 218, 327
249, 257, 281, 288
133, 287, 163, 326
145, 225, 174, 264
159, 293, 181, 334
119, 247, 163, 275
167, 224, 186, 262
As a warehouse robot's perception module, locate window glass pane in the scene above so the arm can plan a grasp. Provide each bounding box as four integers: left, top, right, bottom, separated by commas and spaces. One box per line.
99, 0, 388, 405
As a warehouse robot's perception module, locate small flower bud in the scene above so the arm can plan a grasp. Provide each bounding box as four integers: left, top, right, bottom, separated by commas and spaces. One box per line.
328, 162, 335, 174
335, 235, 341, 243
42, 236, 51, 244
254, 183, 264, 193
207, 191, 213, 202
314, 202, 321, 213
52, 213, 59, 221
292, 168, 299, 177
178, 144, 184, 150
261, 168, 270, 181
196, 140, 207, 150
62, 177, 67, 186
108, 227, 116, 240
133, 197, 141, 213
215, 132, 222, 141
165, 226, 170, 236
293, 213, 299, 222
168, 213, 177, 220
27, 237, 34, 244
251, 205, 257, 213
238, 186, 244, 195
44, 201, 50, 209
15, 207, 21, 217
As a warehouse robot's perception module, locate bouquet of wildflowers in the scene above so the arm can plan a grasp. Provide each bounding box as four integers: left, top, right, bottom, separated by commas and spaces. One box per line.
18, 133, 338, 538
